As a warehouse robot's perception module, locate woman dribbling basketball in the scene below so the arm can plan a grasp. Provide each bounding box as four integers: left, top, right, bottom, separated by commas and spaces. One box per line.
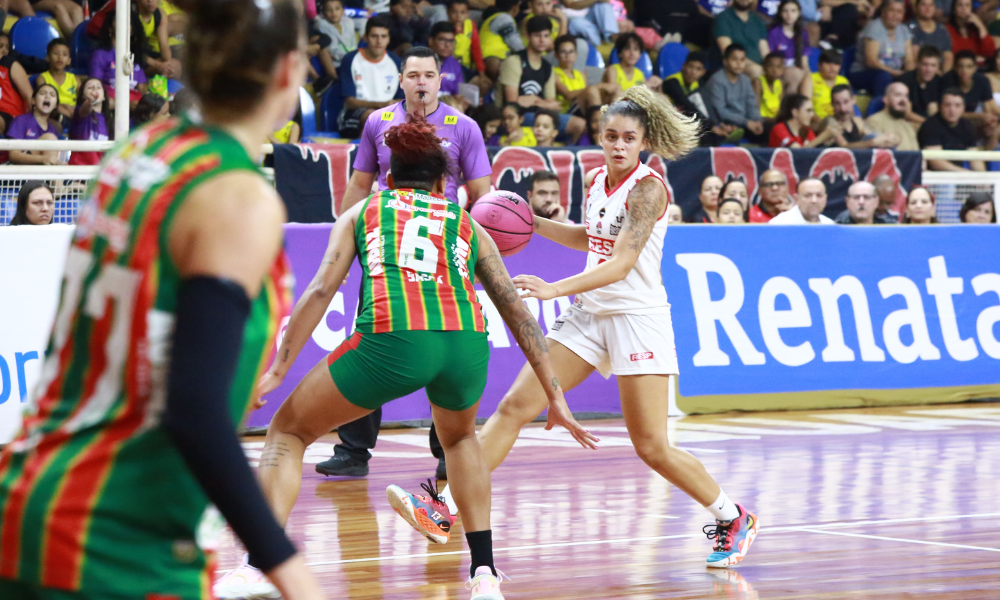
395, 86, 760, 568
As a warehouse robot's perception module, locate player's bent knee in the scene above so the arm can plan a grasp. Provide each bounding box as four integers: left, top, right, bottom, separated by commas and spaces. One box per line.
632, 436, 670, 467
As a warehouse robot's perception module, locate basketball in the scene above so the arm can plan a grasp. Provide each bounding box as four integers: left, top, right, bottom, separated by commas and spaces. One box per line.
469, 190, 534, 256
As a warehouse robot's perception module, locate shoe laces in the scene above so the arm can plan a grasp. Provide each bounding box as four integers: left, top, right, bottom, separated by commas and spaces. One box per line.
703, 520, 736, 553
421, 478, 446, 507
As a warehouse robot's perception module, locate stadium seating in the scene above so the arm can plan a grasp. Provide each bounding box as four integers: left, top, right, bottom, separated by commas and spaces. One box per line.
299, 87, 339, 141
656, 43, 689, 78
609, 48, 654, 79
320, 85, 344, 133
11, 16, 59, 60
71, 21, 94, 76
585, 42, 605, 68
807, 47, 820, 73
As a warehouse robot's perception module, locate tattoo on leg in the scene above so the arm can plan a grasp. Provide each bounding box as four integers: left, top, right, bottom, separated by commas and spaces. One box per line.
258, 441, 290, 468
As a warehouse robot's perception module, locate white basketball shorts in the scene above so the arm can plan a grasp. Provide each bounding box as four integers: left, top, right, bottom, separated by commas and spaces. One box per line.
546, 303, 679, 378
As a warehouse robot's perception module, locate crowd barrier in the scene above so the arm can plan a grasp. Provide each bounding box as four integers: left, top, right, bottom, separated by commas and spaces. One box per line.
3, 223, 998, 442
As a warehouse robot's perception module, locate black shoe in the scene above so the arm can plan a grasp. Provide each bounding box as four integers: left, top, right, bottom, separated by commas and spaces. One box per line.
316, 454, 369, 477
435, 456, 447, 480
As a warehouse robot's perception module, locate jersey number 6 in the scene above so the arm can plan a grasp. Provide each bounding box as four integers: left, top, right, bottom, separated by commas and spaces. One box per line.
398, 216, 444, 274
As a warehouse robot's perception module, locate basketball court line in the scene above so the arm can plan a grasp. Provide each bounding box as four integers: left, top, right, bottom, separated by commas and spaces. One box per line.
305, 512, 1000, 567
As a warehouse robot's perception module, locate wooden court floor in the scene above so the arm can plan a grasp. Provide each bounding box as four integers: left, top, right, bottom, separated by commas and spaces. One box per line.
224, 403, 1000, 599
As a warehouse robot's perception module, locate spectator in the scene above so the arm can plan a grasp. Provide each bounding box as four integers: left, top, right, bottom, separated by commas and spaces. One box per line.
770, 177, 835, 223
919, 87, 986, 171
0, 34, 32, 134
8, 84, 65, 166
941, 50, 1000, 149
663, 52, 731, 145
769, 94, 839, 147
527, 170, 567, 222
0, 31, 48, 77
909, 0, 954, 72
825, 84, 900, 148
8, 182, 55, 226
315, 0, 359, 79
687, 174, 724, 222
471, 103, 503, 144
755, 53, 785, 125
947, 0, 995, 68
387, 0, 430, 56
801, 49, 848, 122
959, 191, 997, 222
448, 0, 485, 74
819, 0, 867, 51
554, 35, 617, 115
751, 169, 793, 222
69, 78, 109, 166
849, 0, 913, 99
37, 39, 76, 127
897, 45, 943, 126
480, 0, 525, 81
133, 93, 170, 128
520, 0, 567, 48
836, 181, 893, 224
720, 178, 750, 211
138, 0, 181, 79
32, 0, 83, 39
634, 0, 714, 50
717, 197, 747, 224
564, 0, 621, 49
866, 82, 922, 151
532, 108, 560, 146
429, 22, 466, 97
579, 104, 603, 145
337, 16, 403, 138
768, 0, 810, 93
714, 0, 770, 80
872, 173, 902, 222
666, 203, 684, 224
500, 102, 537, 146
604, 33, 663, 92
91, 14, 149, 110
499, 16, 585, 143
706, 44, 765, 141
270, 119, 302, 145
902, 185, 938, 224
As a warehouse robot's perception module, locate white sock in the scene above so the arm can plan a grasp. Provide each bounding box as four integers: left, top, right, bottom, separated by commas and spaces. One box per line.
707, 490, 740, 522
441, 484, 459, 515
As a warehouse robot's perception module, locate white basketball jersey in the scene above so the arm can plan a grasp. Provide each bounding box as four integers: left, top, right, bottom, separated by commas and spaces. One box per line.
577, 163, 670, 315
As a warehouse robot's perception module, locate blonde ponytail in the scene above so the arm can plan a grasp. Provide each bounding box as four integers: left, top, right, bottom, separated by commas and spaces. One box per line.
601, 86, 701, 160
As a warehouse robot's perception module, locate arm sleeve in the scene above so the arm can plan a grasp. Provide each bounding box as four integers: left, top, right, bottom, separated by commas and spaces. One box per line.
353, 113, 380, 173
459, 119, 493, 181
162, 277, 297, 573
494, 14, 524, 53
6, 117, 25, 139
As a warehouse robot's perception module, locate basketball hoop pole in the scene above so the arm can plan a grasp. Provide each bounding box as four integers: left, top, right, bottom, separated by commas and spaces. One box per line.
114, 0, 130, 141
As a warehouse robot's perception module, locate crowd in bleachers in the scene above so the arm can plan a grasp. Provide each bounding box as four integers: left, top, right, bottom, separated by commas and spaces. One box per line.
2, 0, 1000, 226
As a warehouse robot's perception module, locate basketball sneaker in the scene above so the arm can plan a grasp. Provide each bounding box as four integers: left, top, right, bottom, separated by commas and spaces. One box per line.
468, 566, 504, 600
703, 504, 760, 568
387, 479, 456, 544
212, 558, 280, 599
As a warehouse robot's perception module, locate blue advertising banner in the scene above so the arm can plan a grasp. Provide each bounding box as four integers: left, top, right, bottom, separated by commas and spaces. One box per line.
663, 225, 1000, 401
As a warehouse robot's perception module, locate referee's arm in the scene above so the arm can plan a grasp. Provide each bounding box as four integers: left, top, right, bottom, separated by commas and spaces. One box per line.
341, 169, 378, 210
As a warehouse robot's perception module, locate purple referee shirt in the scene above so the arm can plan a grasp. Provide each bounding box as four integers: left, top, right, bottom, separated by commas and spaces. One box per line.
352, 100, 492, 203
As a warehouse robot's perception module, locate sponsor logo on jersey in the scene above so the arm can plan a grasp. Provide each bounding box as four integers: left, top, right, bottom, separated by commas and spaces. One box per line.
387, 197, 456, 219
381, 111, 394, 120
596, 221, 602, 234
610, 209, 625, 236
599, 208, 606, 217
75, 200, 132, 253
588, 236, 614, 256
630, 352, 654, 361
444, 115, 458, 125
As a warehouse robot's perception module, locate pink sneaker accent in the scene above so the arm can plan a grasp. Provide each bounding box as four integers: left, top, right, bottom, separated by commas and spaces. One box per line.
469, 566, 504, 600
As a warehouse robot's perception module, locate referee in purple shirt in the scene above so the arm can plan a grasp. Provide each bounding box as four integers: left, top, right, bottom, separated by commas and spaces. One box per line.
319, 46, 493, 479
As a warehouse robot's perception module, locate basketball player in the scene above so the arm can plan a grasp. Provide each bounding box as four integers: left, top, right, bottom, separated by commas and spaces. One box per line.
0, 1, 325, 599
393, 86, 761, 568
318, 45, 494, 480
213, 118, 594, 600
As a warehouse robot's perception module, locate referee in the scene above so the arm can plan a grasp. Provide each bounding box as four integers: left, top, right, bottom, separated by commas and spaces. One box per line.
318, 46, 493, 479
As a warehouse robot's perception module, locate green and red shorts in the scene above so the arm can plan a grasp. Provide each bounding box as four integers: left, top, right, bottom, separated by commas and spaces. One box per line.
327, 330, 490, 412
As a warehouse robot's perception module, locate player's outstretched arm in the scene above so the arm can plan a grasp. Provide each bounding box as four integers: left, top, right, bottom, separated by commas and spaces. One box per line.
515, 177, 666, 301
473, 221, 599, 450
257, 202, 363, 400
532, 215, 589, 251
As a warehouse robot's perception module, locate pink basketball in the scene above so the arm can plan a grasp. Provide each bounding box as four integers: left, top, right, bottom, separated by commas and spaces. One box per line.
469, 190, 534, 256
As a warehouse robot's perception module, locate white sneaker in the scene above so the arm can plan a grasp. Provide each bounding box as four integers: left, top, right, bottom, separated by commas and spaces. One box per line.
468, 566, 504, 600
213, 562, 280, 599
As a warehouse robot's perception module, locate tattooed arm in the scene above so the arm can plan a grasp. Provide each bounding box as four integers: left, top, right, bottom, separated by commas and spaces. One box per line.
514, 177, 666, 301
255, 202, 363, 403
473, 221, 599, 450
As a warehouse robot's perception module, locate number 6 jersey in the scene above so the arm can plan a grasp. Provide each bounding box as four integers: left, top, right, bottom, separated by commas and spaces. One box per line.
353, 188, 487, 334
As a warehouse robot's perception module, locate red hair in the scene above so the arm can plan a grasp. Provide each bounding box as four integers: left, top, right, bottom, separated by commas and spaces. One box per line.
384, 116, 451, 188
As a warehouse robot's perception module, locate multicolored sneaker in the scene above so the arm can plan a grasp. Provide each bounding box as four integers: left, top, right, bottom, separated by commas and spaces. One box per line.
212, 559, 280, 599
387, 479, 456, 544
468, 566, 504, 600
704, 504, 760, 568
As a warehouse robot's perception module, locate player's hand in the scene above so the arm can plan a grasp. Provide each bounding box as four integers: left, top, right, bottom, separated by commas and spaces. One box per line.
513, 275, 558, 300
253, 370, 284, 410
545, 392, 600, 450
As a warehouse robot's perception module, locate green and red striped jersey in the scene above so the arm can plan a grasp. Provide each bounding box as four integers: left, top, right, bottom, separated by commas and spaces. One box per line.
354, 188, 486, 334
0, 117, 292, 597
